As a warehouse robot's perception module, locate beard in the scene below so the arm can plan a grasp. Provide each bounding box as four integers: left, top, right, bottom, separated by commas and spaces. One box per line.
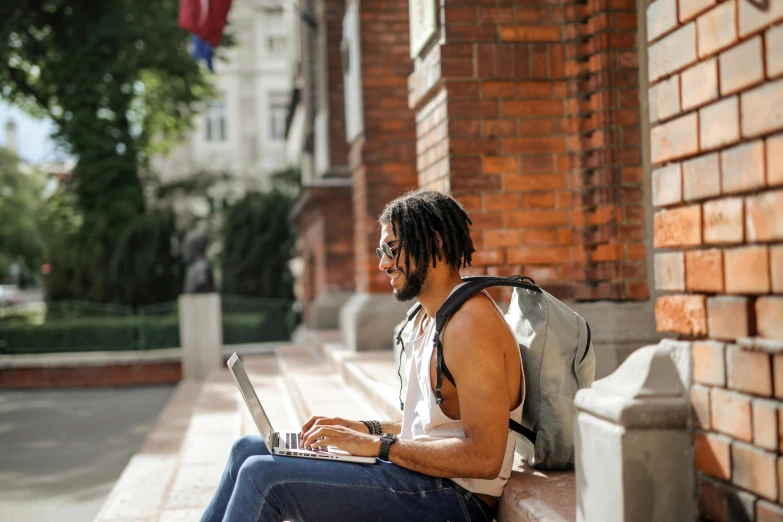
392, 264, 429, 302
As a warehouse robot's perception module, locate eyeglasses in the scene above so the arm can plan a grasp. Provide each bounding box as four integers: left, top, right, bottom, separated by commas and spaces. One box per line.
376, 241, 399, 261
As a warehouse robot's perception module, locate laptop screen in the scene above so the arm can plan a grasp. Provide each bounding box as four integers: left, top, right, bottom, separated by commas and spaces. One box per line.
227, 353, 276, 449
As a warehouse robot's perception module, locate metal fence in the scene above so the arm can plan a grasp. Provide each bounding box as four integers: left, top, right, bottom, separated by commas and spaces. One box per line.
0, 296, 295, 355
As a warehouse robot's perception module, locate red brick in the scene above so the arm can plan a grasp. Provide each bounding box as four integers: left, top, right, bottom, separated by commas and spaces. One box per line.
517, 82, 552, 98
504, 137, 566, 154
757, 500, 783, 522
450, 100, 499, 118
708, 296, 752, 340
772, 245, 783, 293
652, 163, 682, 207
768, 24, 783, 78
732, 441, 778, 501
504, 174, 567, 192
521, 192, 555, 209
720, 36, 765, 95
695, 432, 731, 480
506, 246, 571, 265
679, 0, 716, 23
593, 244, 624, 262
653, 205, 702, 247
648, 75, 681, 123
746, 189, 783, 242
628, 243, 647, 260
725, 246, 771, 294
655, 294, 708, 335
693, 340, 726, 386
741, 79, 783, 137
446, 6, 477, 24
654, 252, 685, 291
682, 152, 721, 201
728, 345, 772, 395
692, 384, 711, 428
503, 100, 563, 117
484, 192, 520, 210
721, 140, 766, 194
648, 23, 697, 81
681, 58, 719, 110
478, 7, 513, 24
768, 134, 783, 186
686, 249, 724, 292
651, 112, 699, 163
776, 355, 783, 400
506, 210, 570, 228
738, 0, 783, 37
499, 26, 560, 42
753, 398, 779, 451
483, 119, 517, 137
711, 387, 753, 441
483, 156, 518, 174
472, 249, 505, 266
757, 297, 783, 341
699, 96, 740, 151
485, 229, 521, 248
515, 7, 547, 24
647, 0, 678, 41
522, 229, 559, 246
704, 197, 744, 245
697, 2, 738, 58
447, 25, 497, 42
482, 81, 516, 99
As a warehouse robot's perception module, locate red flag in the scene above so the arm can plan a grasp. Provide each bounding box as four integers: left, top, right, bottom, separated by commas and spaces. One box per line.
179, 0, 234, 47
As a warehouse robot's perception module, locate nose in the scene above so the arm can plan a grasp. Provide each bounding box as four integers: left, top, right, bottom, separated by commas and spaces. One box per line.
378, 251, 394, 271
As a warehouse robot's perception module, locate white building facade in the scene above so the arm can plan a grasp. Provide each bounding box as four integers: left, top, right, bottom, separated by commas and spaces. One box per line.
153, 0, 294, 196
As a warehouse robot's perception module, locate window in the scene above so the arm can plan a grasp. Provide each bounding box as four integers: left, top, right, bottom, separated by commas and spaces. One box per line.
269, 94, 287, 141
267, 35, 287, 53
205, 101, 227, 142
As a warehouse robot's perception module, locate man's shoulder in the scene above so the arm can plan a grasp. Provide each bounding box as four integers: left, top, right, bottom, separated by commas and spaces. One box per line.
441, 293, 508, 351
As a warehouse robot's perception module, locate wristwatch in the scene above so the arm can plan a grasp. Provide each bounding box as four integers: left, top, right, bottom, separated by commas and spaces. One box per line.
378, 433, 397, 461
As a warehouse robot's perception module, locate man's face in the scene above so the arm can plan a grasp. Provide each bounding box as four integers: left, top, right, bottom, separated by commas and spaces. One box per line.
378, 222, 428, 302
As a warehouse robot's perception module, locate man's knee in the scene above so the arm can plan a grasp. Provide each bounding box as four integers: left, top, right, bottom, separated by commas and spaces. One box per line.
229, 435, 268, 469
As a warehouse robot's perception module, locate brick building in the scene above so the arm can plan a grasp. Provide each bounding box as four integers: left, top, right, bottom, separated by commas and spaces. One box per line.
287, 0, 782, 519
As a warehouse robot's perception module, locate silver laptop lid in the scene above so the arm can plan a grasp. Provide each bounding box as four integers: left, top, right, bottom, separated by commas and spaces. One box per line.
227, 353, 276, 449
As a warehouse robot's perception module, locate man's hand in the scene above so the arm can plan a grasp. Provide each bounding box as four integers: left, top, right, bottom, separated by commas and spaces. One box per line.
301, 423, 381, 457
300, 415, 369, 434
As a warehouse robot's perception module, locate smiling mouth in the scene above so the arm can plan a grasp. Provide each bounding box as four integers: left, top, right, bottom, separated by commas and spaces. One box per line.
389, 271, 401, 284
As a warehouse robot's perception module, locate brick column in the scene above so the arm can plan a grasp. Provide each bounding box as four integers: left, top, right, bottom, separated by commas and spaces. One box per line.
646, 0, 783, 519
340, 0, 419, 351
407, 0, 660, 377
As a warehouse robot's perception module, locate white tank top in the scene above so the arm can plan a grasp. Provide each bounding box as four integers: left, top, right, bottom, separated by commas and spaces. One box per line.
399, 285, 524, 497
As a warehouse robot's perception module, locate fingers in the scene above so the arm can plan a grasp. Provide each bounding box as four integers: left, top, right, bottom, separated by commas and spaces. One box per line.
302, 425, 343, 448
301, 415, 325, 433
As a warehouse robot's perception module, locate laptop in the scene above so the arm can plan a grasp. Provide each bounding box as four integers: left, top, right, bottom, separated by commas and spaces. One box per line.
227, 353, 376, 464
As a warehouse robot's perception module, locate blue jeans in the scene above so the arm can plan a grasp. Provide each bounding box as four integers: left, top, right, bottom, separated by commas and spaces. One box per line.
200, 435, 496, 522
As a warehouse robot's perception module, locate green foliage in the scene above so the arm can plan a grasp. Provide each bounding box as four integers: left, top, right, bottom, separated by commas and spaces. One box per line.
221, 190, 296, 299
0, 0, 215, 302
0, 148, 46, 283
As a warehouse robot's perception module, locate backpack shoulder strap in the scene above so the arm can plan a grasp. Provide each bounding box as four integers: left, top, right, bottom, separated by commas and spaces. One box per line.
433, 276, 540, 403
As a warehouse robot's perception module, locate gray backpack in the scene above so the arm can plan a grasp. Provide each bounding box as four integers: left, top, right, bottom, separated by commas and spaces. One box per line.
395, 275, 596, 470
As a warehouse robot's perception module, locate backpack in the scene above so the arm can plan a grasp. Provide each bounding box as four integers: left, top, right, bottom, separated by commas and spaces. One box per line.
394, 275, 596, 470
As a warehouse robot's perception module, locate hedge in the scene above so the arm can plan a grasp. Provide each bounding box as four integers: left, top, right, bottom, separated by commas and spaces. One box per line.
0, 310, 293, 354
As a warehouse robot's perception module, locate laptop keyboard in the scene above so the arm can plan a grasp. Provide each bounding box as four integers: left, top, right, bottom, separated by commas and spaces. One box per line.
285, 432, 301, 450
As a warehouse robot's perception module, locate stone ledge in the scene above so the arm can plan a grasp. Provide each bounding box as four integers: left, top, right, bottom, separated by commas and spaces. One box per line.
499, 456, 576, 522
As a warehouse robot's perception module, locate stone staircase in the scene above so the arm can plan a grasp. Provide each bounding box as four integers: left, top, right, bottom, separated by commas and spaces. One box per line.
94, 330, 575, 522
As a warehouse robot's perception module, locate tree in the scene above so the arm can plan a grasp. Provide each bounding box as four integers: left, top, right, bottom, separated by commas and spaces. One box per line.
221, 190, 296, 300
0, 148, 46, 283
0, 0, 214, 302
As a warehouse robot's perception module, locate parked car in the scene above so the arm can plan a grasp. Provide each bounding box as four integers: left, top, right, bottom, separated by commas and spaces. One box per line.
0, 285, 20, 306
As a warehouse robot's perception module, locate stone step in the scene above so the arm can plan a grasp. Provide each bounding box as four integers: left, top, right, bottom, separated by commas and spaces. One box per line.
94, 380, 204, 522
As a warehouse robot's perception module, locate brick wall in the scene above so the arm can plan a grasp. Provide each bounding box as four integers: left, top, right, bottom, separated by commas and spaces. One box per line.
646, 0, 783, 518
294, 186, 354, 326
408, 0, 647, 302
349, 0, 418, 294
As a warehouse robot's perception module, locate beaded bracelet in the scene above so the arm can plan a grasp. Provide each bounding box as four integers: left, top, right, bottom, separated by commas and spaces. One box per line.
360, 420, 382, 436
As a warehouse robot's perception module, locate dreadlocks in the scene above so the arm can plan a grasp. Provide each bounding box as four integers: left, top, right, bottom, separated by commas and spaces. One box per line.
378, 189, 475, 274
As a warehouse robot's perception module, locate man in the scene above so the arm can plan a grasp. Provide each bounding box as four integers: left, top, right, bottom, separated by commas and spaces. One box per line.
200, 189, 523, 522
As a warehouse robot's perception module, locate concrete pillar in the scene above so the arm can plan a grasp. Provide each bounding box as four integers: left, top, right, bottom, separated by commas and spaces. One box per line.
178, 293, 223, 380
574, 342, 695, 522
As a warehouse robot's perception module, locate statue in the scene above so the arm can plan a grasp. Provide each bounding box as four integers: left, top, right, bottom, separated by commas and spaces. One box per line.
182, 231, 215, 293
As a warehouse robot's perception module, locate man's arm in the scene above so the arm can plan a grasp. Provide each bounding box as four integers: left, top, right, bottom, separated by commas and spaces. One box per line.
302, 300, 512, 479
301, 417, 402, 435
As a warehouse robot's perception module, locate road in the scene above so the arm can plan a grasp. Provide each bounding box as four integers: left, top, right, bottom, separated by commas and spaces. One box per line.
0, 385, 174, 522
